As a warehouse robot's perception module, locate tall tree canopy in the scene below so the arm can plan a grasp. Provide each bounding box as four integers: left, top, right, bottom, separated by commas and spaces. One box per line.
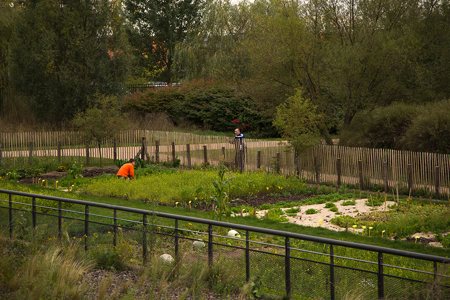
125, 0, 205, 83
9, 0, 130, 123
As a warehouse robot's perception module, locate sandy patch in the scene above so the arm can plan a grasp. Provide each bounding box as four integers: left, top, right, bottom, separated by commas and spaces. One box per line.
255, 199, 396, 232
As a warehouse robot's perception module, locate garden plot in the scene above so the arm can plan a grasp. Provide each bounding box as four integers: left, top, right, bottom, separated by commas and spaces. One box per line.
255, 199, 396, 232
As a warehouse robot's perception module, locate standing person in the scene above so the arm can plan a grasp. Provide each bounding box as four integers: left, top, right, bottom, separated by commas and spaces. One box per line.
116, 158, 136, 179
233, 128, 245, 171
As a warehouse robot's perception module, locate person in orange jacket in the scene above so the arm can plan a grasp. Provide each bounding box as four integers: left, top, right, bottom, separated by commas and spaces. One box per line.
116, 159, 136, 179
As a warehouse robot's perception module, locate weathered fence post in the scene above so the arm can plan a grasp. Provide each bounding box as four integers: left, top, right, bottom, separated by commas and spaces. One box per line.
336, 158, 342, 188
0, 143, 3, 165
28, 142, 33, 164
155, 140, 160, 163
276, 152, 281, 174
172, 142, 176, 163
358, 160, 364, 190
295, 151, 301, 178
221, 146, 226, 161
57, 142, 62, 163
407, 164, 413, 194
203, 145, 208, 165
314, 156, 320, 184
257, 151, 261, 169
85, 144, 90, 166
186, 144, 191, 168
435, 165, 440, 198
141, 137, 146, 161
383, 161, 388, 193
113, 139, 117, 162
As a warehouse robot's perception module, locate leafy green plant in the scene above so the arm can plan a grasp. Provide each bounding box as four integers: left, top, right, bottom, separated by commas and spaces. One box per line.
211, 165, 231, 219
305, 208, 319, 215
341, 199, 356, 206
366, 196, 383, 207
264, 208, 288, 222
285, 207, 300, 216
330, 216, 357, 229
67, 162, 83, 180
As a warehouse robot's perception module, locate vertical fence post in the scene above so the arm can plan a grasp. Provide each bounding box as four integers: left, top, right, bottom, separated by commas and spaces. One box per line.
57, 142, 62, 163
85, 144, 90, 166
172, 142, 176, 163
221, 146, 226, 161
295, 151, 301, 178
314, 156, 320, 184
383, 161, 388, 193
28, 142, 33, 164
285, 237, 291, 298
186, 144, 191, 168
113, 138, 117, 162
32, 197, 36, 229
276, 152, 281, 174
141, 137, 146, 161
113, 209, 117, 247
358, 160, 364, 190
155, 140, 160, 163
336, 158, 342, 188
257, 151, 261, 170
203, 145, 208, 165
435, 165, 440, 198
208, 224, 213, 268
143, 214, 148, 264
330, 245, 335, 300
9, 194, 13, 239
378, 252, 384, 299
407, 164, 413, 194
174, 219, 179, 259
239, 143, 244, 173
58, 201, 62, 241
245, 230, 250, 282
84, 205, 89, 251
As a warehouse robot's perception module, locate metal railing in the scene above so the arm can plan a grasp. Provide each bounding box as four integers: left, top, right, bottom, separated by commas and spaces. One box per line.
0, 189, 449, 299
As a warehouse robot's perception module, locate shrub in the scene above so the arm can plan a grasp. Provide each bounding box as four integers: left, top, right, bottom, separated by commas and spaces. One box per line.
264, 208, 288, 222
340, 102, 418, 149
124, 81, 271, 134
305, 208, 319, 215
401, 99, 450, 153
331, 216, 357, 228
341, 199, 356, 206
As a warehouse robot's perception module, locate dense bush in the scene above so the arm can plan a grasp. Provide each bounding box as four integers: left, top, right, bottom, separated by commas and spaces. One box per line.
124, 80, 273, 135
401, 100, 450, 153
340, 102, 418, 149
341, 100, 450, 153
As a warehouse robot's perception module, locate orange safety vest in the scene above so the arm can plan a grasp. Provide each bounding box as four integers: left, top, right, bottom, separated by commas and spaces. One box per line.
116, 163, 135, 178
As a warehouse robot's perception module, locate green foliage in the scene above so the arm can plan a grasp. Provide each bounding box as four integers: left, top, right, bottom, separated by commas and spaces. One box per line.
9, 0, 129, 123
342, 200, 356, 206
273, 89, 323, 152
125, 81, 270, 134
366, 196, 384, 207
211, 165, 231, 219
402, 100, 450, 153
305, 208, 319, 215
264, 208, 287, 222
73, 95, 124, 145
89, 245, 127, 271
330, 216, 357, 229
341, 103, 418, 149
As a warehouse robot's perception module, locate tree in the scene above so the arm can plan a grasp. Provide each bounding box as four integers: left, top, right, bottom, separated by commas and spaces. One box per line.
273, 89, 323, 153
125, 0, 205, 83
9, 0, 130, 124
72, 95, 125, 165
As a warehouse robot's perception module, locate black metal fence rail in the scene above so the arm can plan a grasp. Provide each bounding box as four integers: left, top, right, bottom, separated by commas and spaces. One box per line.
0, 189, 449, 299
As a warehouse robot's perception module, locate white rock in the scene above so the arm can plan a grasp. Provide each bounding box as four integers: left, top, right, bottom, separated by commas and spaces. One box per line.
193, 240, 206, 249
159, 253, 174, 264
227, 229, 241, 238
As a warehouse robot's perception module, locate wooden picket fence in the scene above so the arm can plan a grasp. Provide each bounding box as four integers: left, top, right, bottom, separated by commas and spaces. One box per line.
0, 131, 448, 198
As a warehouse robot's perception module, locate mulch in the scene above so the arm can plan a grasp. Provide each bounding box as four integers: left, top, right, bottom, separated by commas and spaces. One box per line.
18, 166, 118, 183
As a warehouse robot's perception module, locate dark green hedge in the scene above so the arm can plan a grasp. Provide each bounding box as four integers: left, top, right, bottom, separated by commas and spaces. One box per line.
124, 81, 274, 135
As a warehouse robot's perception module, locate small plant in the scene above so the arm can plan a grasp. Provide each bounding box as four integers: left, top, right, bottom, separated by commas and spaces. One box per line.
211, 164, 231, 219
264, 208, 288, 222
285, 207, 300, 216
67, 162, 83, 179
366, 196, 383, 207
305, 208, 319, 215
342, 199, 356, 206
329, 206, 339, 213
324, 202, 336, 208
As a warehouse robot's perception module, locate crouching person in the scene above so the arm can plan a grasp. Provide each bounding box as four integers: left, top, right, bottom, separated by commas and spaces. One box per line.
117, 159, 136, 180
